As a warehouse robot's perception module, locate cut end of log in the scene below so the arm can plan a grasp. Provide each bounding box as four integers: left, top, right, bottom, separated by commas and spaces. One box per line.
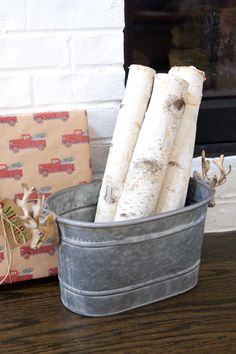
129, 64, 156, 75
169, 66, 206, 100
170, 65, 206, 81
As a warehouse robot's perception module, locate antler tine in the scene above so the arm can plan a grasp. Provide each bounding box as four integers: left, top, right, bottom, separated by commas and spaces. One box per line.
15, 183, 57, 249
32, 194, 45, 225
213, 155, 232, 187
201, 150, 211, 181
197, 150, 232, 208
16, 183, 35, 220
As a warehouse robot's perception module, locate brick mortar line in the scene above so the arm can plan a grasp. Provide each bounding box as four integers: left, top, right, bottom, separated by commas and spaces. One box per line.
24, 0, 28, 30
67, 36, 73, 74
0, 101, 121, 112
0, 28, 124, 36
0, 64, 124, 75
90, 138, 112, 144
29, 77, 35, 106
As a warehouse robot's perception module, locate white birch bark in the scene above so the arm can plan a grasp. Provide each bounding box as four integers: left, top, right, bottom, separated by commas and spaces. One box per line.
95, 64, 156, 222
114, 73, 188, 221
155, 66, 205, 213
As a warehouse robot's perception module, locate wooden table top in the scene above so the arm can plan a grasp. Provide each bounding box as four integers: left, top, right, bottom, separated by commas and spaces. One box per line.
0, 233, 236, 354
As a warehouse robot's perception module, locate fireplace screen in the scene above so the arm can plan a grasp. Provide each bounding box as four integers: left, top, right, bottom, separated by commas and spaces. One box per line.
126, 0, 236, 154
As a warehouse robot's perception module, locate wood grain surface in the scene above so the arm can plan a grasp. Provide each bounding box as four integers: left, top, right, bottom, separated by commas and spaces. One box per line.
0, 233, 236, 354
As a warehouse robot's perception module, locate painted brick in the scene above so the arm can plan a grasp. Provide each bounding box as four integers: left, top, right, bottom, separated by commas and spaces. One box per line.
0, 34, 69, 69
88, 108, 118, 140
0, 0, 25, 32
90, 144, 109, 178
71, 32, 124, 66
0, 76, 31, 107
206, 200, 236, 233
27, 0, 124, 29
34, 69, 125, 105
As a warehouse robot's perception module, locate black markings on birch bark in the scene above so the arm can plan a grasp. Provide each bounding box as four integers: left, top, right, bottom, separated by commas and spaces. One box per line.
114, 73, 189, 221
155, 66, 205, 213
104, 185, 116, 204
95, 65, 156, 222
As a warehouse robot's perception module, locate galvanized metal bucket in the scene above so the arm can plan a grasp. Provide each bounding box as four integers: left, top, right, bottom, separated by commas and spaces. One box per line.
47, 177, 211, 317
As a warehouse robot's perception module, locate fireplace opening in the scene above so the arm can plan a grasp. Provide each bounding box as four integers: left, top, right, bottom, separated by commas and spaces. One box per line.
125, 0, 236, 156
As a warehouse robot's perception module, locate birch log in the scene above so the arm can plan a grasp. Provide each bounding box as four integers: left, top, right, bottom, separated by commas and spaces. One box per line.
95, 65, 156, 222
114, 73, 188, 221
155, 66, 205, 213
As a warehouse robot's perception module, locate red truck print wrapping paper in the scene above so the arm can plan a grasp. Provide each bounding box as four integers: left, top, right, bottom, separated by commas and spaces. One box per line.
0, 110, 92, 284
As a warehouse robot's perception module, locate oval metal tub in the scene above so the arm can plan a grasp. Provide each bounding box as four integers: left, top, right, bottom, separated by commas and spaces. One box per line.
47, 177, 211, 317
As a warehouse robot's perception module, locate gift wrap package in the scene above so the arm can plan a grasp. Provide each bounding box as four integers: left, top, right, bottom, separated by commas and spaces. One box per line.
0, 110, 92, 284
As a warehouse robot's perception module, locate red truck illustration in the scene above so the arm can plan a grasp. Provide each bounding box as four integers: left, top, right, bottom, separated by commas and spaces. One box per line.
0, 115, 17, 126
62, 129, 89, 148
20, 244, 56, 259
15, 186, 52, 202
0, 163, 23, 180
9, 134, 47, 153
39, 158, 74, 177
33, 111, 69, 124
0, 251, 4, 263
49, 267, 58, 276
0, 269, 33, 284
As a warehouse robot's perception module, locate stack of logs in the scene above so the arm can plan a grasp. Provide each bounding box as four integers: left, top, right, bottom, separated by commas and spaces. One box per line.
95, 64, 205, 222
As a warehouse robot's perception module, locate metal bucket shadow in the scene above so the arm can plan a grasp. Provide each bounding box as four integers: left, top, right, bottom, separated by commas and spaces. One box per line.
47, 177, 211, 317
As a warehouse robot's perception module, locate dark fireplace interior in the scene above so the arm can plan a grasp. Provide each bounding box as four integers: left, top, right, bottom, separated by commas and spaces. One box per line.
125, 0, 236, 156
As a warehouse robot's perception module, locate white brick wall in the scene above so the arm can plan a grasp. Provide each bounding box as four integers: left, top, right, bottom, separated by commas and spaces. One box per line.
0, 0, 125, 176
71, 32, 124, 66
27, 0, 124, 29
0, 0, 26, 31
0, 76, 31, 107
0, 34, 69, 69
34, 69, 124, 105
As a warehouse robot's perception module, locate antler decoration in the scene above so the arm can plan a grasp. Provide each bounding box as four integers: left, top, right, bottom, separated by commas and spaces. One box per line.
200, 150, 231, 207
16, 183, 59, 249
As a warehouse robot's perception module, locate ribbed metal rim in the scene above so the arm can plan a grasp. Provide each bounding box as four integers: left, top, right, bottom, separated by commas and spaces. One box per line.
47, 179, 212, 229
